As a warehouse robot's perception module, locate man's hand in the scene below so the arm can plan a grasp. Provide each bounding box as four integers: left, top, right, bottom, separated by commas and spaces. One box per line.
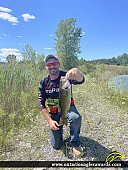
41, 108, 60, 130
66, 68, 84, 82
49, 119, 60, 130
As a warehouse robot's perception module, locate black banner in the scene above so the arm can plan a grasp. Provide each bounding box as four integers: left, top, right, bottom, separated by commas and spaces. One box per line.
0, 161, 128, 168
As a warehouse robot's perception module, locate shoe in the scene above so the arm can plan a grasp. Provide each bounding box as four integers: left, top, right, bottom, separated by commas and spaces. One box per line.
72, 146, 84, 158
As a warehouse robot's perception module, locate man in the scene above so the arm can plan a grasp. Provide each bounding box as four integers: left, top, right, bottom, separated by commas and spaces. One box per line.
38, 54, 85, 157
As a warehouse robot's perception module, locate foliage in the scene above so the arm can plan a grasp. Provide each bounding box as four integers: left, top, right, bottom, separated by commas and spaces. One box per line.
106, 87, 128, 108
117, 53, 128, 66
0, 55, 46, 154
89, 64, 128, 109
55, 18, 82, 70
36, 53, 45, 72
6, 54, 17, 63
22, 44, 36, 62
78, 58, 96, 75
91, 64, 128, 81
89, 53, 128, 66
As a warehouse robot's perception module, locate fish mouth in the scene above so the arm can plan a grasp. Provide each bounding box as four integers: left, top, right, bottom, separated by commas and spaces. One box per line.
63, 79, 71, 89
60, 76, 71, 89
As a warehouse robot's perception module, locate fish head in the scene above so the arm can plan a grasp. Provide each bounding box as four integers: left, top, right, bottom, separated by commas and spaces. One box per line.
60, 76, 71, 89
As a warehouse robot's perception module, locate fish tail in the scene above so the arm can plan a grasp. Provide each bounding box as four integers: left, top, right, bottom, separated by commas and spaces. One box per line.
59, 114, 67, 126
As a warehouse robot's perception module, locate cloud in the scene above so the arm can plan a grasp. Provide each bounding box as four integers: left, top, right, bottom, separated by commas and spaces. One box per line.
0, 6, 12, 13
82, 31, 85, 36
49, 34, 53, 37
0, 6, 36, 25
21, 13, 36, 22
0, 10, 19, 25
2, 33, 10, 37
0, 48, 22, 61
44, 47, 53, 50
17, 35, 22, 38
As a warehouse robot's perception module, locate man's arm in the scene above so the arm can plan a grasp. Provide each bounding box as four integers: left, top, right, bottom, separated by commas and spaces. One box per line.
38, 80, 59, 130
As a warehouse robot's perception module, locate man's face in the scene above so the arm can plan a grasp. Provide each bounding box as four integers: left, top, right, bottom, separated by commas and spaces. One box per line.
45, 58, 60, 75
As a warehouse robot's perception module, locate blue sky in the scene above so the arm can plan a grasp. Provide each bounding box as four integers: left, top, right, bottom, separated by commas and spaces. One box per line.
0, 0, 128, 61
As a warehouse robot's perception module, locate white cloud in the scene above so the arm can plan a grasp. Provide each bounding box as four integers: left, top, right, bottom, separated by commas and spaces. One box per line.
17, 35, 22, 38
82, 31, 85, 36
21, 13, 36, 22
0, 12, 18, 25
49, 34, 53, 37
44, 47, 53, 50
2, 33, 10, 37
0, 48, 22, 61
0, 6, 12, 13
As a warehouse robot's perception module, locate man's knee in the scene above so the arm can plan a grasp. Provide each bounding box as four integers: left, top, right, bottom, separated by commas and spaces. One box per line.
68, 111, 82, 123
75, 114, 82, 125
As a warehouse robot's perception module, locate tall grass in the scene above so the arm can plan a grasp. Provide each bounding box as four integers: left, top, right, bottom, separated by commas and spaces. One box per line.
0, 62, 46, 154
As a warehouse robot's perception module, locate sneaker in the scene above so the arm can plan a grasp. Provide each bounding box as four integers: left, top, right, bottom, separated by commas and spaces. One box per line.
72, 146, 84, 158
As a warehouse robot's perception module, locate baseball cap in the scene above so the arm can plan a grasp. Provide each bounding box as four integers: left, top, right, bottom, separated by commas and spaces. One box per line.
45, 54, 59, 63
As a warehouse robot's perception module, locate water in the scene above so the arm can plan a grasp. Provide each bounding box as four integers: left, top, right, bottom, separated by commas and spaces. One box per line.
109, 75, 128, 92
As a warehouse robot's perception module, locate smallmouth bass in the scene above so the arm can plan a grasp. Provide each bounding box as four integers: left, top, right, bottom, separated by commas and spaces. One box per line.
59, 76, 71, 125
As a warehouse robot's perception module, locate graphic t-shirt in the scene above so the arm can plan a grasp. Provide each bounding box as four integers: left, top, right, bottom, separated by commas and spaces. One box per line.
38, 70, 84, 114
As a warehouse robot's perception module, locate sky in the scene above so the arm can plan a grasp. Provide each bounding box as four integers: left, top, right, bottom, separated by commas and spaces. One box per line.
0, 0, 128, 61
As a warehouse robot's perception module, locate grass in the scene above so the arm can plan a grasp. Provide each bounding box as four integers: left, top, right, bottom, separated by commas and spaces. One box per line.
0, 62, 45, 155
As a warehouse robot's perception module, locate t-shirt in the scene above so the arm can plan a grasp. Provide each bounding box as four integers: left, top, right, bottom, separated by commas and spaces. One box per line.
38, 70, 85, 114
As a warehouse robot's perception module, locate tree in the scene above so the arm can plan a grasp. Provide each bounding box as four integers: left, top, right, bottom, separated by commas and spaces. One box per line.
55, 18, 82, 70
110, 57, 117, 65
117, 53, 128, 66
22, 44, 36, 62
36, 53, 45, 71
6, 54, 17, 63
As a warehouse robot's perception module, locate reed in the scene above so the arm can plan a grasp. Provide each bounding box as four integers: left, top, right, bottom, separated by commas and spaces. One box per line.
0, 62, 46, 153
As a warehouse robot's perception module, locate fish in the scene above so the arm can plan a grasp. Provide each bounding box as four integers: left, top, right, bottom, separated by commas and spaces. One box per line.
106, 151, 126, 162
59, 76, 71, 125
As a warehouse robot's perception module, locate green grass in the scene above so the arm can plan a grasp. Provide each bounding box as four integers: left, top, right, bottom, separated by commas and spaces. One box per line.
0, 62, 46, 155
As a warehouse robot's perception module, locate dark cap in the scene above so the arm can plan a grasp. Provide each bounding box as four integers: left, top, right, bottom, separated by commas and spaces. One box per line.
45, 54, 59, 63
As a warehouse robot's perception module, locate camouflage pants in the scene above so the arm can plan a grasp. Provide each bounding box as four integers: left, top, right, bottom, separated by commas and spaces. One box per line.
49, 105, 82, 150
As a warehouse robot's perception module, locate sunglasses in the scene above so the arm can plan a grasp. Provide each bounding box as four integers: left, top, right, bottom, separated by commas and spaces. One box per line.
46, 62, 59, 67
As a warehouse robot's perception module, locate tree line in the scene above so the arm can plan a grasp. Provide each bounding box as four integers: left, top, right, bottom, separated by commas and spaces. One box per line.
88, 53, 128, 66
